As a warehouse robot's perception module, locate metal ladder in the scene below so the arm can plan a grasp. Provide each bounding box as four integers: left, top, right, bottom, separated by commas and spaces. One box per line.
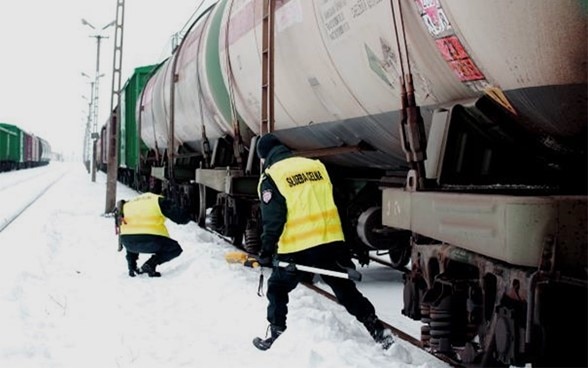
260, 0, 275, 135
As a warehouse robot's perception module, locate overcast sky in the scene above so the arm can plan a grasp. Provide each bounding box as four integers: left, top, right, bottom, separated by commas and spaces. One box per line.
0, 0, 213, 158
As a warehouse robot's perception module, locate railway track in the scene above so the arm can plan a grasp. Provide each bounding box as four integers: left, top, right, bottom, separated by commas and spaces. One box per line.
115, 188, 461, 366
207, 229, 459, 367
303, 281, 462, 368
0, 166, 54, 191
0, 166, 67, 232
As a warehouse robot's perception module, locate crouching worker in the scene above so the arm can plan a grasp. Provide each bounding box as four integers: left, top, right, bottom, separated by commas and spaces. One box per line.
252, 134, 394, 351
116, 192, 190, 277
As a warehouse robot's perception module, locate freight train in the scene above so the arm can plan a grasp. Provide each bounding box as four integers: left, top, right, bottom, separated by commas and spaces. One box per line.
0, 123, 51, 172
95, 0, 587, 366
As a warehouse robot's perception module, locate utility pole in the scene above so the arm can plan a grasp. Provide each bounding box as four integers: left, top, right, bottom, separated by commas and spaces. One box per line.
81, 75, 95, 171
105, 0, 125, 213
81, 18, 115, 182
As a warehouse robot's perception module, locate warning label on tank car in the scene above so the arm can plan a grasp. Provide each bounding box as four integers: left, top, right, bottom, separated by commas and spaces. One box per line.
435, 36, 484, 82
448, 58, 485, 82
414, 0, 451, 36
413, 0, 487, 85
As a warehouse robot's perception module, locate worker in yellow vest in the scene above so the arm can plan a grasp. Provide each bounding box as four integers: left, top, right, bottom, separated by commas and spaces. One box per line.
252, 134, 394, 351
117, 192, 190, 277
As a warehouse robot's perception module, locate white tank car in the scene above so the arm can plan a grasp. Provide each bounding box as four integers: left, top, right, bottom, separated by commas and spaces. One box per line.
138, 0, 586, 169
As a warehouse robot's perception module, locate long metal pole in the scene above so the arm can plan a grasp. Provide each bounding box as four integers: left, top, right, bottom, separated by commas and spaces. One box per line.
105, 0, 125, 213
91, 35, 105, 182
87, 81, 95, 174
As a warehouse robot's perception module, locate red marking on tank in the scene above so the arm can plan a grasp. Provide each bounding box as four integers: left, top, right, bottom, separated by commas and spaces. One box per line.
435, 36, 467, 61
448, 58, 485, 82
414, 0, 486, 83
435, 36, 484, 81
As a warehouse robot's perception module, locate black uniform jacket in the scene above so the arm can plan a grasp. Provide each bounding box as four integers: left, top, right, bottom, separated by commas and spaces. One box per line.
258, 145, 293, 258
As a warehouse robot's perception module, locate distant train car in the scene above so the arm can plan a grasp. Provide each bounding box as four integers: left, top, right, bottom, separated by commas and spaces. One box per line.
0, 123, 23, 171
39, 137, 51, 165
27, 134, 46, 167
95, 123, 107, 173
24, 133, 51, 168
23, 133, 35, 167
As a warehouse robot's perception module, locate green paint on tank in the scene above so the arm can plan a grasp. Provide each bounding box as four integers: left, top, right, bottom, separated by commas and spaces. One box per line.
204, 0, 234, 125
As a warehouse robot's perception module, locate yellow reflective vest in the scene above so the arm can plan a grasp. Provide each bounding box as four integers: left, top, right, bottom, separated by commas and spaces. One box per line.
263, 157, 344, 254
119, 193, 169, 237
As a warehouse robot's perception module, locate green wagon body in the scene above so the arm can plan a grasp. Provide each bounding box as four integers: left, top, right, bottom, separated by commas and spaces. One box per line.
0, 123, 24, 170
119, 65, 156, 171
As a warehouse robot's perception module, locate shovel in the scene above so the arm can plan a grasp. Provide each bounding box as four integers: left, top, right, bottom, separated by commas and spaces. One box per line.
224, 251, 362, 281
276, 261, 362, 282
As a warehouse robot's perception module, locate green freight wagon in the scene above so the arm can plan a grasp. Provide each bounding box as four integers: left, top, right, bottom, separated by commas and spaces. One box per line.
118, 64, 157, 186
0, 123, 24, 172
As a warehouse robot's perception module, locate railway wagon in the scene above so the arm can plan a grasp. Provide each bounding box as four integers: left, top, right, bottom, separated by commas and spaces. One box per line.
95, 123, 107, 173
117, 65, 158, 189
0, 123, 23, 172
24, 134, 48, 168
119, 0, 586, 366
38, 137, 51, 164
27, 134, 51, 168
98, 66, 157, 186
0, 123, 51, 172
23, 133, 36, 166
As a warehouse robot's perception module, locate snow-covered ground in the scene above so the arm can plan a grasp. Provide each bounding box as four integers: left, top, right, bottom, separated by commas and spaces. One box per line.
0, 162, 449, 368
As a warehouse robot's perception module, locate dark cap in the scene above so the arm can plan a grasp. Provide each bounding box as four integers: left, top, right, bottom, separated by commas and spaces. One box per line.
256, 133, 282, 159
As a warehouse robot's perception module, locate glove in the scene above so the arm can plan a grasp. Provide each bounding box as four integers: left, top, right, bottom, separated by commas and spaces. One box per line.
256, 255, 273, 268
257, 256, 273, 268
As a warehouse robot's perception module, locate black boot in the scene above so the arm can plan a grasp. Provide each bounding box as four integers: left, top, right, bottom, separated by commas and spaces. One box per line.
363, 315, 394, 349
252, 325, 285, 351
128, 267, 140, 277
138, 263, 161, 277
126, 252, 140, 277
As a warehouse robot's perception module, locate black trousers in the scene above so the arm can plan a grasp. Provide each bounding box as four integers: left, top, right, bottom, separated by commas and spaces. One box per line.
266, 242, 376, 329
121, 234, 183, 269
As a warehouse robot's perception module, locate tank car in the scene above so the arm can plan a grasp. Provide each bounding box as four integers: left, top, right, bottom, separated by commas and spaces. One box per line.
129, 0, 586, 366
95, 122, 108, 173
38, 137, 52, 166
